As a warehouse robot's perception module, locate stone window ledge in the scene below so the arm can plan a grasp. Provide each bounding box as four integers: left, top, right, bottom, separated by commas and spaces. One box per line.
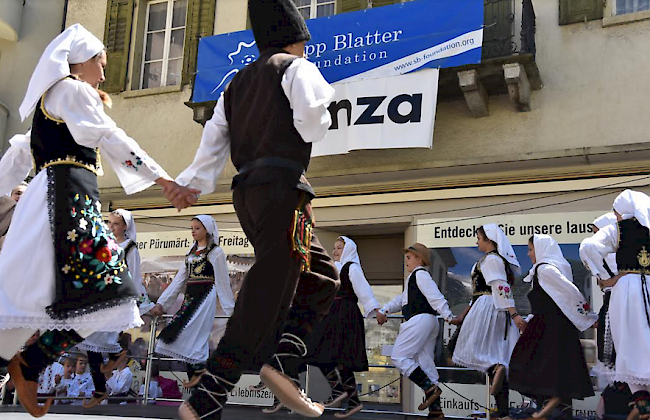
121, 84, 182, 99
603, 9, 650, 27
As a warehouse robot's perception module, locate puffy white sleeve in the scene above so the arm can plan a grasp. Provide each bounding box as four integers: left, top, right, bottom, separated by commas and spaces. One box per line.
209, 247, 235, 316
45, 79, 169, 194
381, 292, 404, 315
176, 95, 231, 195
0, 132, 32, 196
157, 263, 188, 312
579, 225, 618, 280
481, 255, 515, 310
281, 58, 335, 143
415, 270, 453, 321
126, 246, 155, 314
348, 263, 380, 317
537, 264, 598, 331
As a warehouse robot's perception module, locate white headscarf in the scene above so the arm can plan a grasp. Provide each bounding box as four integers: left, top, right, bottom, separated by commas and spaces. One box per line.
336, 236, 361, 271
19, 23, 105, 121
112, 209, 136, 242
613, 189, 650, 229
194, 215, 219, 247
592, 212, 617, 229
524, 234, 572, 282
482, 224, 520, 271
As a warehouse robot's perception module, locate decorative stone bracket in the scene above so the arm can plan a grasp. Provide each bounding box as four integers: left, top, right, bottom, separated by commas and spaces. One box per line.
454, 56, 541, 118
503, 62, 532, 112
458, 69, 489, 118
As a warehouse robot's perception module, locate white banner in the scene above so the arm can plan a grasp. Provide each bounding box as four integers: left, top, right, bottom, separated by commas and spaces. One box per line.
312, 69, 438, 157
136, 230, 252, 257
417, 211, 604, 248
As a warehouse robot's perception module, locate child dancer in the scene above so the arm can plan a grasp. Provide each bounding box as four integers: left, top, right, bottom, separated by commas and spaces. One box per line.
377, 243, 456, 419
304, 236, 380, 418
452, 224, 523, 418
151, 216, 234, 387
509, 234, 596, 419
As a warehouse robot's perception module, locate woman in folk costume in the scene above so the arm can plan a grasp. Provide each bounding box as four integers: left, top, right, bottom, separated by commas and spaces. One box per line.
580, 190, 650, 420
583, 212, 619, 389
451, 224, 524, 418
150, 215, 235, 387
509, 235, 596, 419
302, 236, 381, 418
170, 0, 339, 418
77, 208, 155, 408
0, 24, 183, 417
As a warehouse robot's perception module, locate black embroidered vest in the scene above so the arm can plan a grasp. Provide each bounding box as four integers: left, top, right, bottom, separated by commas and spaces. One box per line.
124, 241, 137, 260
186, 244, 217, 281
471, 251, 511, 303
224, 49, 311, 173
336, 262, 359, 302
402, 267, 438, 321
616, 218, 650, 273
31, 79, 101, 175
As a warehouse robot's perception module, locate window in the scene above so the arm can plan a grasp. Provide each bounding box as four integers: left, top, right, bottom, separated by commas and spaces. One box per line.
616, 0, 649, 14
293, 0, 335, 20
141, 0, 188, 89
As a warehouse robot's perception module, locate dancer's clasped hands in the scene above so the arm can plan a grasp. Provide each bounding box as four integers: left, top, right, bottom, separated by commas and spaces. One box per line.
156, 178, 201, 211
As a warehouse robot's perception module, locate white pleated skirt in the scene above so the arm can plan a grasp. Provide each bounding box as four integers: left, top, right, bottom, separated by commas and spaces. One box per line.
452, 295, 519, 373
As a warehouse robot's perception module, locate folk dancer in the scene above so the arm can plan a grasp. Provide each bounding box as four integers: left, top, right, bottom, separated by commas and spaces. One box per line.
167, 0, 340, 417
377, 243, 456, 420
580, 190, 650, 420
0, 24, 192, 417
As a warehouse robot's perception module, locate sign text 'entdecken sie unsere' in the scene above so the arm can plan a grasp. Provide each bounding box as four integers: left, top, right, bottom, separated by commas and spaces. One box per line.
417, 212, 605, 247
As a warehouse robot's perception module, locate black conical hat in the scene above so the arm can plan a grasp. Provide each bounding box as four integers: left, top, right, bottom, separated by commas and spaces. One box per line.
248, 0, 311, 52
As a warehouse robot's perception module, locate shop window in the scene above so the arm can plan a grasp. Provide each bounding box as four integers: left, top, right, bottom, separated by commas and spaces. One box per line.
140, 0, 188, 89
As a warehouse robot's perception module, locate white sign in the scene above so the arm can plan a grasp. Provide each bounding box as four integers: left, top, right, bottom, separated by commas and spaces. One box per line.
136, 230, 252, 257
417, 211, 605, 248
412, 384, 600, 418
312, 69, 438, 157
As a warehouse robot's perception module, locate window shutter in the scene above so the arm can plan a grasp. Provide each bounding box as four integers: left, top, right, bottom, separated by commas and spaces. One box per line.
370, 0, 397, 8
183, 0, 217, 85
559, 0, 603, 25
102, 0, 135, 93
336, 0, 369, 14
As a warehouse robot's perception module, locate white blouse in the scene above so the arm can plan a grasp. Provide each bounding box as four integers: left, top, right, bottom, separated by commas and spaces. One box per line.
579, 224, 619, 281
381, 268, 453, 321
477, 254, 516, 310
346, 263, 381, 318
534, 263, 598, 332
176, 58, 335, 195
106, 367, 133, 395
0, 78, 168, 196
157, 246, 235, 316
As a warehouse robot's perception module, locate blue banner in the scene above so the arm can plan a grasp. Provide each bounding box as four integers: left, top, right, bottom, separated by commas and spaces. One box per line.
193, 0, 483, 103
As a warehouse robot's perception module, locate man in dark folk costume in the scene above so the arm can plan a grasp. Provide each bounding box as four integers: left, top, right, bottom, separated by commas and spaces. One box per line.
171, 0, 340, 418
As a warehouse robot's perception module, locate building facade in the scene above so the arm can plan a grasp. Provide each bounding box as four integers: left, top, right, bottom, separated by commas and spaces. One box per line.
6, 0, 650, 415
0, 0, 66, 151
